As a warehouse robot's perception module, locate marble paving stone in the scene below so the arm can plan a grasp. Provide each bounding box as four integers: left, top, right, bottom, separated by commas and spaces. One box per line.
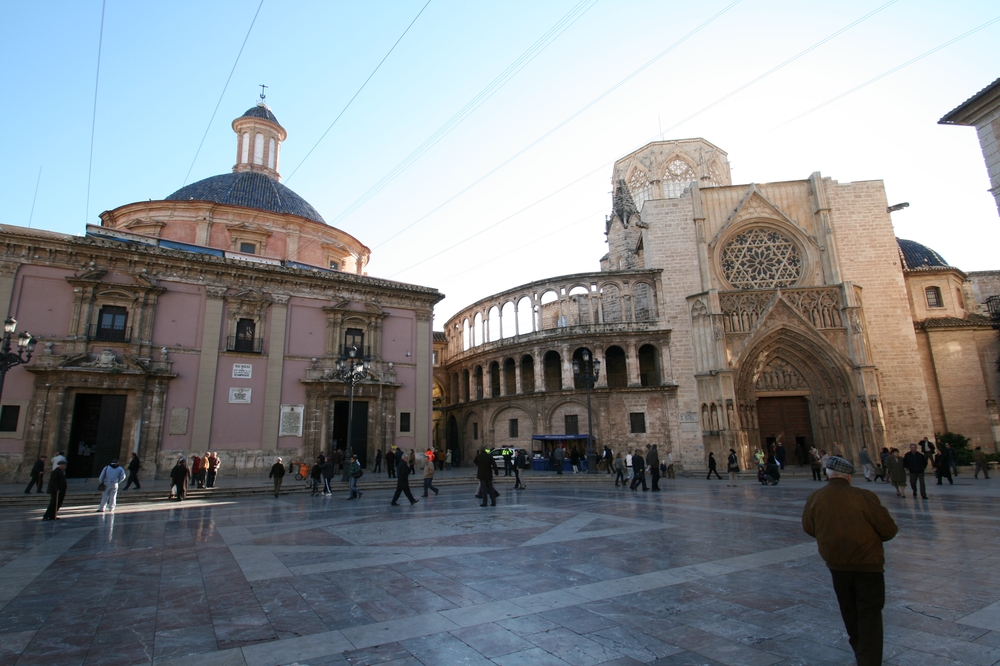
3, 478, 1000, 665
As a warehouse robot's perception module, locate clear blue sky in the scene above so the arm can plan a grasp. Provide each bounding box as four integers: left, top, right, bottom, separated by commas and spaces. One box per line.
2, 0, 998, 320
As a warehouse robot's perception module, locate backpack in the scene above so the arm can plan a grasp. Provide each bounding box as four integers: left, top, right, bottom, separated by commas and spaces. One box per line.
354, 468, 364, 478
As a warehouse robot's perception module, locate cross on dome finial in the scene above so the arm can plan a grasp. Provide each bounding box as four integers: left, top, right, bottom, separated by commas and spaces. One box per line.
258, 84, 268, 103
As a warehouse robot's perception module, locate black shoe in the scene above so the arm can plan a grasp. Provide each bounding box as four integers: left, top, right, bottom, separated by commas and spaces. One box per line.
491, 500, 496, 506
410, 499, 419, 505
921, 495, 928, 499
434, 488, 439, 495
481, 502, 488, 507
391, 502, 400, 506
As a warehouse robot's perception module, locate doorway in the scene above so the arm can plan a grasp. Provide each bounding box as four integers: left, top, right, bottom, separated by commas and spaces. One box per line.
332, 400, 368, 467
67, 394, 127, 478
756, 396, 813, 460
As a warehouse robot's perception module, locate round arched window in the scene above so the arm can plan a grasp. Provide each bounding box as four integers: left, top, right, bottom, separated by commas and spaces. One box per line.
721, 228, 802, 290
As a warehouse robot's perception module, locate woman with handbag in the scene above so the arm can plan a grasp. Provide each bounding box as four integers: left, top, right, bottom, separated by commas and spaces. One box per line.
726, 449, 740, 486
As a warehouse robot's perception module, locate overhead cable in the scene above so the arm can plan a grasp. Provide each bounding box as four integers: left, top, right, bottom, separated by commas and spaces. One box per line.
285, 0, 432, 184
370, 0, 743, 251
770, 15, 1000, 131
182, 0, 265, 188
85, 0, 107, 225
325, 0, 600, 229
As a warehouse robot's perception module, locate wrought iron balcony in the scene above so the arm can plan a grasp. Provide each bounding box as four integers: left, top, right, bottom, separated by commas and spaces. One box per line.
226, 336, 264, 353
88, 324, 131, 343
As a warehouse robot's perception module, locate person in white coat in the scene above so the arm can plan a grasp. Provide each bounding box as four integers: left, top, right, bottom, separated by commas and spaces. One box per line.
97, 459, 127, 512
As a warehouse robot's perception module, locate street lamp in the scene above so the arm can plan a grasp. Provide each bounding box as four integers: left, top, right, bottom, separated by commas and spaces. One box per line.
572, 349, 600, 474
0, 318, 36, 402
330, 345, 370, 481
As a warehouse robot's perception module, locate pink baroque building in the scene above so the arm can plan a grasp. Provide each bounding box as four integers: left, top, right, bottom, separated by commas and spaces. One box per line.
0, 102, 442, 481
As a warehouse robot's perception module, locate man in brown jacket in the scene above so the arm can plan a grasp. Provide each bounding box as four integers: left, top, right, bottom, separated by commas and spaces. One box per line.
802, 456, 898, 666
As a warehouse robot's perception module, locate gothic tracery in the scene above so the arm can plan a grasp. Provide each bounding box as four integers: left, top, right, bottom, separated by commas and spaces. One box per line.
721, 228, 802, 290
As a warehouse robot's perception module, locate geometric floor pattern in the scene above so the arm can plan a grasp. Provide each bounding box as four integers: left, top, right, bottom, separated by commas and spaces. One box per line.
2, 473, 1000, 665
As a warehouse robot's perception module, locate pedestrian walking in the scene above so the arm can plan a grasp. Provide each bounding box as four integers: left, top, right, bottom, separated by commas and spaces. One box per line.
474, 448, 499, 506
512, 449, 526, 489
706, 452, 722, 480
614, 452, 626, 486
170, 457, 190, 501
647, 445, 661, 491
820, 450, 830, 480
322, 456, 335, 494
553, 445, 566, 474
206, 452, 220, 488
859, 446, 874, 481
409, 449, 416, 475
42, 460, 67, 520
630, 449, 648, 491
886, 448, 907, 497
665, 449, 675, 479
570, 448, 580, 473
946, 443, 959, 477
726, 448, 739, 486
445, 448, 452, 470
809, 447, 823, 481
502, 447, 513, 476
802, 456, 898, 666
391, 453, 418, 505
973, 446, 991, 479
775, 442, 786, 470
934, 450, 953, 486
310, 458, 322, 495
347, 454, 363, 500
123, 452, 142, 490
96, 459, 126, 512
903, 443, 928, 499
191, 454, 202, 488
422, 454, 439, 497
269, 457, 285, 497
872, 447, 888, 482
385, 447, 397, 478
373, 449, 382, 473
23, 455, 46, 493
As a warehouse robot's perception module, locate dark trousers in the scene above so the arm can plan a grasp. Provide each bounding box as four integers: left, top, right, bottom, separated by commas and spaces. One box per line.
206, 471, 217, 488
811, 466, 822, 481
830, 570, 885, 666
615, 468, 625, 485
707, 468, 722, 480
630, 471, 647, 490
503, 460, 511, 476
323, 477, 333, 493
479, 475, 497, 505
43, 490, 65, 519
650, 469, 660, 490
123, 470, 141, 490
387, 463, 396, 478
24, 472, 44, 493
513, 467, 523, 488
373, 459, 381, 473
974, 462, 990, 479
908, 471, 926, 497
935, 467, 953, 485
556, 460, 563, 474
392, 482, 416, 504
422, 478, 438, 496
272, 477, 283, 496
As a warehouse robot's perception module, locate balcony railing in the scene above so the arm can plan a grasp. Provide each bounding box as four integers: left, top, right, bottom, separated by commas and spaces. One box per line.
226, 336, 264, 353
88, 325, 131, 343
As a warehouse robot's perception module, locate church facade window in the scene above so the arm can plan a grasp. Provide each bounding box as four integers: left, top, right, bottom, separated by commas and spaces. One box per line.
925, 286, 943, 308
721, 227, 802, 290
253, 133, 264, 165
95, 305, 129, 342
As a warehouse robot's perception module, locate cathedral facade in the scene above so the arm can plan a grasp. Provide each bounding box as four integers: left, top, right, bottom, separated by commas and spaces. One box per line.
436, 138, 1000, 470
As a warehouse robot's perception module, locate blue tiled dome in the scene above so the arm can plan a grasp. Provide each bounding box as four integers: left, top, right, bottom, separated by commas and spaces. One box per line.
240, 104, 280, 125
166, 172, 325, 224
897, 238, 949, 271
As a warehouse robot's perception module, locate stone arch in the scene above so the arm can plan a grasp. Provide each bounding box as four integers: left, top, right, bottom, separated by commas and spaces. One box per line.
473, 366, 483, 401
503, 357, 516, 395
473, 312, 484, 346
638, 343, 660, 386
733, 324, 862, 464
489, 405, 534, 450
516, 296, 533, 334
462, 409, 483, 457
601, 284, 623, 323
520, 354, 535, 393
487, 305, 501, 342
543, 350, 562, 391
714, 220, 813, 292
632, 281, 655, 321
489, 360, 501, 397
500, 301, 516, 338
661, 155, 697, 198
604, 345, 628, 388
567, 285, 591, 326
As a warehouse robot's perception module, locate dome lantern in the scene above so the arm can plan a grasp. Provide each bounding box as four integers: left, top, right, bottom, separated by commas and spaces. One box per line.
232, 88, 287, 181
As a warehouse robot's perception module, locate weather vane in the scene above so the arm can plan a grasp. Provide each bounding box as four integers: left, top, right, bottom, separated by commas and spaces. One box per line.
258, 84, 268, 102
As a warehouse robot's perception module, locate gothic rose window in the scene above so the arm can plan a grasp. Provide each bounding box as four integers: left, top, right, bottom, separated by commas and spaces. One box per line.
721, 228, 802, 290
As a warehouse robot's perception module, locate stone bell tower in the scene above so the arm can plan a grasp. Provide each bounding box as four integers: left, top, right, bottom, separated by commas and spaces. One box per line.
232, 89, 287, 180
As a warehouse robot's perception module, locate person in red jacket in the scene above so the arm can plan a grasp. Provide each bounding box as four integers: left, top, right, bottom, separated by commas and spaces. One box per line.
802, 456, 898, 666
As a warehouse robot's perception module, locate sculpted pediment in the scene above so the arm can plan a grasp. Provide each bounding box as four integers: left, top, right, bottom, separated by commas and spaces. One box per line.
709, 185, 815, 249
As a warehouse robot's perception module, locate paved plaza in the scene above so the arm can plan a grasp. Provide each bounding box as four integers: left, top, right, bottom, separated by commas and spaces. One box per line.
1, 472, 999, 666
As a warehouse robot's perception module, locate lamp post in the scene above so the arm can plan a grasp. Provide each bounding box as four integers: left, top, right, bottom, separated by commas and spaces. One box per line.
331, 345, 370, 481
0, 318, 37, 402
572, 349, 600, 474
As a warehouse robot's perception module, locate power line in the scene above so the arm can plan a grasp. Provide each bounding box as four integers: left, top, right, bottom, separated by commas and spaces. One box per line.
285, 0, 432, 184
85, 0, 106, 226
379, 1, 922, 278
771, 15, 1000, 131
28, 167, 42, 228
324, 0, 600, 229
660, 0, 898, 137
370, 0, 743, 252
182, 0, 265, 188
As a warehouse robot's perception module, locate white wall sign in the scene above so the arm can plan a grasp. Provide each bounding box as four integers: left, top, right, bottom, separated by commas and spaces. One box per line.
229, 387, 252, 404
279, 404, 304, 437
233, 363, 253, 379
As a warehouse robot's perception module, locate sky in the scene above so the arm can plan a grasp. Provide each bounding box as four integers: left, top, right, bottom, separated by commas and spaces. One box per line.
1, 0, 998, 326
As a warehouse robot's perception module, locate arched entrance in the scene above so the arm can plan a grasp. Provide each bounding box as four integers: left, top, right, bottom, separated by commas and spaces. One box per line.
734, 325, 865, 465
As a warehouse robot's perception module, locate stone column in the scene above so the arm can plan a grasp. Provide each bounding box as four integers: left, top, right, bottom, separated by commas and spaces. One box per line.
260, 295, 289, 451
191, 286, 227, 451
534, 351, 545, 393
626, 341, 641, 386
414, 312, 432, 451
560, 345, 574, 390
514, 361, 522, 395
